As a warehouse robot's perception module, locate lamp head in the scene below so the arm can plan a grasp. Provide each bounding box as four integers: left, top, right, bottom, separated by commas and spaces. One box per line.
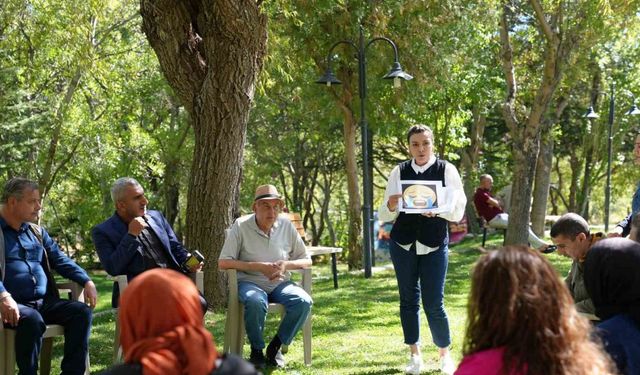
584, 106, 599, 119
626, 103, 640, 116
315, 68, 342, 87
383, 61, 413, 87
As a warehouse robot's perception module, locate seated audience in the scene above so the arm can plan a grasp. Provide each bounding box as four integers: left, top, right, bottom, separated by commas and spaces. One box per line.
584, 238, 640, 375
455, 246, 616, 375
218, 184, 312, 369
1, 177, 96, 375
548, 213, 603, 315
100, 269, 259, 375
473, 174, 548, 249
92, 177, 206, 311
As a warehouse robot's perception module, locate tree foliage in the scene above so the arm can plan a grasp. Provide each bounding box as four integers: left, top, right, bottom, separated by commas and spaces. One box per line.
1, 0, 639, 303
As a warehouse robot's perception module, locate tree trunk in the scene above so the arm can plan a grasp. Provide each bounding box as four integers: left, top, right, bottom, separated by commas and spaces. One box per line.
460, 105, 486, 234
579, 141, 593, 219
568, 153, 580, 212
531, 130, 553, 236
501, 0, 578, 246
531, 97, 568, 235
335, 71, 363, 270
163, 158, 181, 227
140, 0, 267, 309
501, 2, 554, 245
506, 136, 541, 245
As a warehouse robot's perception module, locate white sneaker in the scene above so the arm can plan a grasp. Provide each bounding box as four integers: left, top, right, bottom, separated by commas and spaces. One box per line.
440, 353, 455, 375
405, 354, 423, 374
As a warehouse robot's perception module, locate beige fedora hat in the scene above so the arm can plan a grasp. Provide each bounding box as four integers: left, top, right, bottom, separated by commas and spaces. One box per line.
254, 184, 284, 202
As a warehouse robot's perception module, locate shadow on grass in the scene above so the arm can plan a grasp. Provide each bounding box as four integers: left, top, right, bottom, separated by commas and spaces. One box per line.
348, 368, 403, 374
39, 242, 572, 374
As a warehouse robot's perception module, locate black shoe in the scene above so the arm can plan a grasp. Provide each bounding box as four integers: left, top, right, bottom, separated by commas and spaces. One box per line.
249, 349, 266, 369
266, 348, 285, 368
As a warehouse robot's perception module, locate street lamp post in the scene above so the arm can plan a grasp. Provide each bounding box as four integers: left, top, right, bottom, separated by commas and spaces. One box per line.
584, 82, 640, 231
316, 26, 413, 278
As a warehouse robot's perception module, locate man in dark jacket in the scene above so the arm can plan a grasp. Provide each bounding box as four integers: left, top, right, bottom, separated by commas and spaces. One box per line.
1, 177, 96, 375
92, 177, 204, 309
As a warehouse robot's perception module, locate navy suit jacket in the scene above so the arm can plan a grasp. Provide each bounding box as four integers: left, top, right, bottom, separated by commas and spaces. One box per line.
92, 210, 189, 306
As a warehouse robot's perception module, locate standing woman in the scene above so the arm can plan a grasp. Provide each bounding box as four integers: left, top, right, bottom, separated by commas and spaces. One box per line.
379, 125, 466, 374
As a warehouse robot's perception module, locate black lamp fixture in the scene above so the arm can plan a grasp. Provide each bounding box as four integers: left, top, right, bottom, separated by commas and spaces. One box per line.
583, 83, 639, 231
584, 106, 599, 119
315, 68, 342, 86
626, 101, 640, 116
383, 61, 414, 88
316, 26, 412, 278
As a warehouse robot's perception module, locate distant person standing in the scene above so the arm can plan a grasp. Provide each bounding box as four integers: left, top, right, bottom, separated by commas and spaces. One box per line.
610, 133, 640, 237
379, 124, 466, 375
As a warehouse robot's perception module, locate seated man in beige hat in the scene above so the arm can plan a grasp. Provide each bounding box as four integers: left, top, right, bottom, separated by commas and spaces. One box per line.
218, 184, 312, 369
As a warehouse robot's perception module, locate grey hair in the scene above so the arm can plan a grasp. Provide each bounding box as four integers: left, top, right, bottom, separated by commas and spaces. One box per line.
111, 177, 142, 204
1, 177, 39, 203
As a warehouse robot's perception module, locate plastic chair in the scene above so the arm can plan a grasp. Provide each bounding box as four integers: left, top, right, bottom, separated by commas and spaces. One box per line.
111, 271, 204, 363
222, 268, 312, 365
0, 282, 91, 375
472, 203, 506, 247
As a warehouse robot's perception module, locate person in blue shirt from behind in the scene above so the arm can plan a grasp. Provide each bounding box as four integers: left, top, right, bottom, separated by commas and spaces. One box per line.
0, 177, 97, 375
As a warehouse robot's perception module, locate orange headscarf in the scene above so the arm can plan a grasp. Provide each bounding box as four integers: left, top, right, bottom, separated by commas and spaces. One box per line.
119, 269, 217, 375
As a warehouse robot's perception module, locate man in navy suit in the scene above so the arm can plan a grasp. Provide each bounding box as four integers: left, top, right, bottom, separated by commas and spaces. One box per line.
92, 177, 205, 310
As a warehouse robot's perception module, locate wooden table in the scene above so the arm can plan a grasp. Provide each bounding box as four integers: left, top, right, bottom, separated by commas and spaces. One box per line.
307, 246, 342, 289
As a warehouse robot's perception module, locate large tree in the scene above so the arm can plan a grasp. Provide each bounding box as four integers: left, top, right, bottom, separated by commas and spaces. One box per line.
140, 1, 268, 307
500, 1, 608, 245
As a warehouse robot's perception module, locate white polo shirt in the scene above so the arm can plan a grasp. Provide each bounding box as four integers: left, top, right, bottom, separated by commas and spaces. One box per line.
219, 214, 309, 292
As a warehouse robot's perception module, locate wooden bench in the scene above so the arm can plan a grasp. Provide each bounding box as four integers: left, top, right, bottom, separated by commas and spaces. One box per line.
281, 213, 343, 289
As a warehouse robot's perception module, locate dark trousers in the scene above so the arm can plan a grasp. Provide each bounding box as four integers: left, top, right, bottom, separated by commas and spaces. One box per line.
4, 297, 92, 375
389, 241, 451, 348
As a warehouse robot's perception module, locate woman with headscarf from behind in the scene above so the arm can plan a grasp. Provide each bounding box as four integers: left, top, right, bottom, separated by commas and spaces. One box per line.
585, 237, 640, 375
100, 268, 259, 375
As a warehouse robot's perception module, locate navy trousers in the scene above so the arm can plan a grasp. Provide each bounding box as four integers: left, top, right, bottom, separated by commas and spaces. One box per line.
389, 241, 451, 348
4, 297, 92, 375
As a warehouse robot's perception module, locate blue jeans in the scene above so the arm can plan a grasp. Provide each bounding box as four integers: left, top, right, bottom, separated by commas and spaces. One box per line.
390, 241, 451, 348
5, 297, 92, 375
238, 281, 312, 350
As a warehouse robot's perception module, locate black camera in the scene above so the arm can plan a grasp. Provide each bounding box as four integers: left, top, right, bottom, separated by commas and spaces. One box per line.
182, 250, 205, 271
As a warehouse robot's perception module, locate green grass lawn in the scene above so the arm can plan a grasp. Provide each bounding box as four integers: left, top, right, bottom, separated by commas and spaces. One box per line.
43, 232, 572, 374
